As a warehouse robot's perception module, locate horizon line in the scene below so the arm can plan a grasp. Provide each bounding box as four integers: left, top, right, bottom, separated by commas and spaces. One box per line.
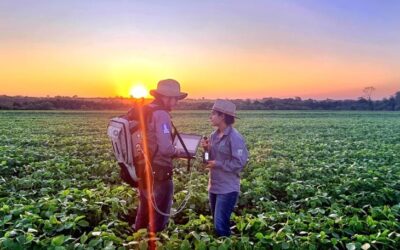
1, 93, 398, 101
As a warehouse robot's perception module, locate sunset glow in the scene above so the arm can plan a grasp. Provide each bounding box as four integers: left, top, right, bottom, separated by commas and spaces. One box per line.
129, 84, 148, 99
0, 1, 399, 99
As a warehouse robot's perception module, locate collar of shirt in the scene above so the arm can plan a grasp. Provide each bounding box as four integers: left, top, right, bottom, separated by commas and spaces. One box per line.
150, 99, 171, 112
212, 125, 232, 142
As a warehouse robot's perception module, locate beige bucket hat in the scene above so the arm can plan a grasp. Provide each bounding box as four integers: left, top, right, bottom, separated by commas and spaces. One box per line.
150, 79, 187, 100
212, 99, 238, 118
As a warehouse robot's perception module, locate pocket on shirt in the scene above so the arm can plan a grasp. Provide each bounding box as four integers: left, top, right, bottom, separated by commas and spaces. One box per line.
218, 144, 231, 157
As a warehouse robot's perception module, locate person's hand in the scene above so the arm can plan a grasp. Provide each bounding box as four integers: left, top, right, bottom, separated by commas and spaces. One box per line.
200, 137, 209, 149
205, 160, 216, 169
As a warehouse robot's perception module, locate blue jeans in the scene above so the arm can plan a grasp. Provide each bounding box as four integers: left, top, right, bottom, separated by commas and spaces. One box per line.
209, 192, 239, 237
135, 178, 173, 232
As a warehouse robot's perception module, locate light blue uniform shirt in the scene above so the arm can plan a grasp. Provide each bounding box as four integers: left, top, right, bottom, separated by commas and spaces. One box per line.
208, 126, 249, 194
148, 108, 177, 167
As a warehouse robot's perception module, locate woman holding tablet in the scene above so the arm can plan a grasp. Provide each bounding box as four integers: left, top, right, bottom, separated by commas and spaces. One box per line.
201, 99, 249, 237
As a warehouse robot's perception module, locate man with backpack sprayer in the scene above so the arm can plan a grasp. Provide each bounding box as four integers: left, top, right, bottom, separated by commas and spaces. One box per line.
107, 79, 194, 247
134, 79, 188, 233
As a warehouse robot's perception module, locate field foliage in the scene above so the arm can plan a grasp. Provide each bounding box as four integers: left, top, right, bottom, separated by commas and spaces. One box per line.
1, 110, 400, 249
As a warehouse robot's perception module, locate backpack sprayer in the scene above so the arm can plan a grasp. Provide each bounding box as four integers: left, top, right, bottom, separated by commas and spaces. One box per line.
107, 98, 200, 216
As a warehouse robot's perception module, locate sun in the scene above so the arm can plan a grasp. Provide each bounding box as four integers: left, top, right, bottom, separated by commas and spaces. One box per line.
129, 84, 148, 99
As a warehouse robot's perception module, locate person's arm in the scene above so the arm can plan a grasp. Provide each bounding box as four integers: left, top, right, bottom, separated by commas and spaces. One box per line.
153, 111, 177, 157
214, 134, 248, 174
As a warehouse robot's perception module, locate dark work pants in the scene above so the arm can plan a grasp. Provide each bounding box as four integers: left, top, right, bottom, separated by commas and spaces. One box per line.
209, 191, 239, 237
134, 178, 173, 232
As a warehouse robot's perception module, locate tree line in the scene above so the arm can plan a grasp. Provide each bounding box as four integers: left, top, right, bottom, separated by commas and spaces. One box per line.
1, 91, 399, 111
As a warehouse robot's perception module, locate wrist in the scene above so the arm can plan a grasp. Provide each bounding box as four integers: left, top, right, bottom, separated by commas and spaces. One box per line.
215, 160, 223, 168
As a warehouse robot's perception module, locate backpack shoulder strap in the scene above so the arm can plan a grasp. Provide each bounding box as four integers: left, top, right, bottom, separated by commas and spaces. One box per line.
142, 104, 169, 166
171, 121, 192, 172
144, 104, 169, 124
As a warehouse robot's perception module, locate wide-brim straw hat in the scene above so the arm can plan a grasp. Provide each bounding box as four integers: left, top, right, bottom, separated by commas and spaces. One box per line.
212, 99, 239, 118
149, 79, 187, 100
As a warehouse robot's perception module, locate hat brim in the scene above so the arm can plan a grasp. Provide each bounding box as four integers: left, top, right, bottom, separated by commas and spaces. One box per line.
150, 90, 188, 100
212, 107, 240, 119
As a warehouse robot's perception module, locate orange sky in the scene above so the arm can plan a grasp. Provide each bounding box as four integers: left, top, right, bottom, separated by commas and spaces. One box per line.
1, 1, 399, 100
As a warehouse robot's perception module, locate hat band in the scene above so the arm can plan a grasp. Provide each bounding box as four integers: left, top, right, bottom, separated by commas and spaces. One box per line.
213, 107, 236, 117
155, 90, 184, 96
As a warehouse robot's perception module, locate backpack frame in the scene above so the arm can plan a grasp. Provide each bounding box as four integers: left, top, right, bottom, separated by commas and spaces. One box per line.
107, 104, 191, 187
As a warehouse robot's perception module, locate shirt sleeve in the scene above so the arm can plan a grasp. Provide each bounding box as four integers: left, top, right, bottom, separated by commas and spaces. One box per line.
214, 133, 249, 174
153, 110, 177, 157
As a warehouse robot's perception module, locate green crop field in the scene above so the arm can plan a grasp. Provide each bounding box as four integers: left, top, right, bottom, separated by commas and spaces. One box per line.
1, 110, 400, 249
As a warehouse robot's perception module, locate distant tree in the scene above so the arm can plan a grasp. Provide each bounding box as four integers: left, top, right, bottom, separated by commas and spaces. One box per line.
357, 97, 370, 110
363, 86, 375, 100
2, 91, 400, 111
395, 91, 400, 111
363, 86, 375, 110
13, 102, 21, 108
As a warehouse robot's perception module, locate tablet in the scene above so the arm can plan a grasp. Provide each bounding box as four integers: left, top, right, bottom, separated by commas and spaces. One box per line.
173, 133, 202, 158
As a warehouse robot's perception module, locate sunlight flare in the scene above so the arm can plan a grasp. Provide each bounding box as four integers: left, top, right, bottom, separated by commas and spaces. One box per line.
129, 84, 148, 99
